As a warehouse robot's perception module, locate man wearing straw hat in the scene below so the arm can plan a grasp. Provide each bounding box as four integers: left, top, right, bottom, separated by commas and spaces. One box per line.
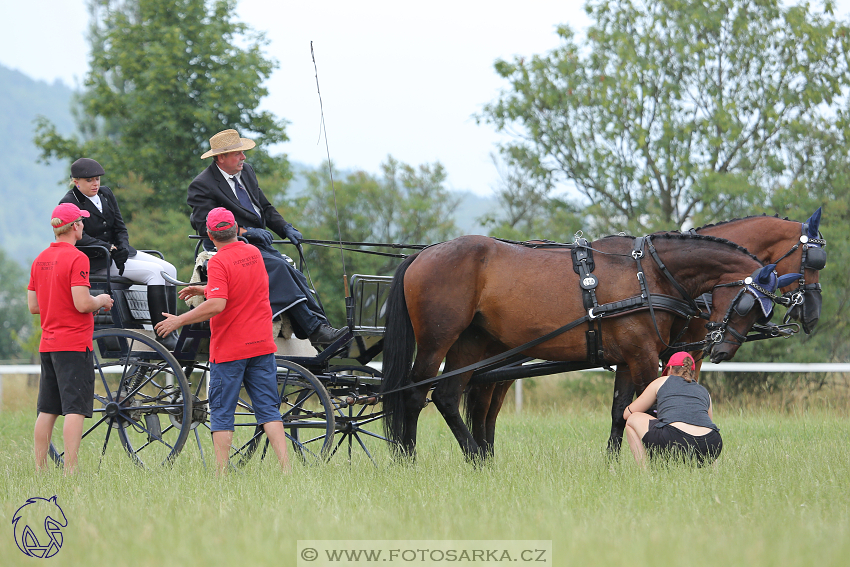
187, 129, 346, 346
28, 203, 114, 474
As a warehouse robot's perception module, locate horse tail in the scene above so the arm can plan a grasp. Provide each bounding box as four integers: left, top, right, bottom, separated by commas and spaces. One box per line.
381, 252, 420, 452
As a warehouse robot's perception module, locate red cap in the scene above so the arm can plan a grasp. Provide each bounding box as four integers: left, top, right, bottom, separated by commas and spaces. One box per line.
206, 207, 236, 232
662, 351, 695, 376
51, 203, 90, 225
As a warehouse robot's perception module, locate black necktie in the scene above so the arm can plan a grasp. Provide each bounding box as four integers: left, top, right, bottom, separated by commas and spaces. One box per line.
232, 176, 260, 220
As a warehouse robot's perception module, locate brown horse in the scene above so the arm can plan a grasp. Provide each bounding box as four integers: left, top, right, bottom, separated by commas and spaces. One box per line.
380, 233, 792, 460
464, 210, 825, 458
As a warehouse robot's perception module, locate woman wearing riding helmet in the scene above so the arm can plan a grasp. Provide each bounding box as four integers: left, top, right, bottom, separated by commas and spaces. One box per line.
623, 351, 722, 466
59, 158, 180, 349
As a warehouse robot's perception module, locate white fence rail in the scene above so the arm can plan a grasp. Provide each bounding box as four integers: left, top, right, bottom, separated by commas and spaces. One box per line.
3, 362, 849, 375
3, 363, 848, 413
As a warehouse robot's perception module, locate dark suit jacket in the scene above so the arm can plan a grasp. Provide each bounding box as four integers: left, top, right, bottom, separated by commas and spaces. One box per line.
59, 186, 137, 272
187, 162, 290, 238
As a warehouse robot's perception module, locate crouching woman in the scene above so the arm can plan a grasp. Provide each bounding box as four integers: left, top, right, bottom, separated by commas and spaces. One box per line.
623, 352, 722, 467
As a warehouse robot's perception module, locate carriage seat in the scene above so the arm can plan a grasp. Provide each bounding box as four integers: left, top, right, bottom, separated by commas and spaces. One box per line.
89, 287, 151, 329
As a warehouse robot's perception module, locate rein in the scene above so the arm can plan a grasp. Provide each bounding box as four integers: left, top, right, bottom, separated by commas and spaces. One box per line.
379, 234, 722, 397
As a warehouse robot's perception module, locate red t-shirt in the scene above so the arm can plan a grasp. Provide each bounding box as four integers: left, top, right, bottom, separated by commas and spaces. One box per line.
205, 241, 276, 363
28, 241, 94, 352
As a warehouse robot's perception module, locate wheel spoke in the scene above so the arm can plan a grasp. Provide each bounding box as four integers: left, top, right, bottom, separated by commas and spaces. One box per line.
352, 432, 378, 467
194, 428, 207, 468
354, 428, 390, 442
100, 418, 114, 457
78, 415, 109, 441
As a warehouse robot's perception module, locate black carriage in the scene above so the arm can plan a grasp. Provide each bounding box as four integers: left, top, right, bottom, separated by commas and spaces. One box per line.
48, 240, 394, 470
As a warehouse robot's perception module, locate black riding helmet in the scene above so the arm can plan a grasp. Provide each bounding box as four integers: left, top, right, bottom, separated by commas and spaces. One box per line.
70, 158, 106, 178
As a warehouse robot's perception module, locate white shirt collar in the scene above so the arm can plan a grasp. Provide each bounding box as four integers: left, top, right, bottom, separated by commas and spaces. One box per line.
216, 164, 240, 182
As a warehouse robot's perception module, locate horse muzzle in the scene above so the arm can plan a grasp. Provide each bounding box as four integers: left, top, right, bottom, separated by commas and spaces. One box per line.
708, 345, 731, 364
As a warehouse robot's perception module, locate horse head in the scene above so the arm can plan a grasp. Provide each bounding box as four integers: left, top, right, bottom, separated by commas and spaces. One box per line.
784, 207, 825, 333
705, 264, 801, 363
12, 496, 67, 559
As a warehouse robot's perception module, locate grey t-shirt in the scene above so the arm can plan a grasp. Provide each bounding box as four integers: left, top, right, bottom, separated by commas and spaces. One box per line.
654, 375, 719, 432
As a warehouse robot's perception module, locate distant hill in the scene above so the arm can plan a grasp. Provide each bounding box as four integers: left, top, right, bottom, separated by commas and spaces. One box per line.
0, 65, 500, 268
0, 65, 75, 266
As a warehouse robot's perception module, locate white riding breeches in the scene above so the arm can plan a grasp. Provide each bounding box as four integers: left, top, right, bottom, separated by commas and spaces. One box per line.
95, 251, 177, 286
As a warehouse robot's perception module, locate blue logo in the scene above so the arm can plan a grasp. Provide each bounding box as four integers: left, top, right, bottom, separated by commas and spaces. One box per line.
12, 496, 67, 558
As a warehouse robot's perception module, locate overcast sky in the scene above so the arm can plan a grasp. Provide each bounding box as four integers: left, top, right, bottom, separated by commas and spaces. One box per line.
3, 1, 849, 196
1, 0, 594, 196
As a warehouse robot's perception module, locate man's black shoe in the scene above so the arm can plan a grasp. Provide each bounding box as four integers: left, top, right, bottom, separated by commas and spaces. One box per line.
309, 324, 348, 345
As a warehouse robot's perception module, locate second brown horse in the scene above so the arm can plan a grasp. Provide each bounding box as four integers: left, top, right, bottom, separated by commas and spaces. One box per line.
380, 233, 793, 461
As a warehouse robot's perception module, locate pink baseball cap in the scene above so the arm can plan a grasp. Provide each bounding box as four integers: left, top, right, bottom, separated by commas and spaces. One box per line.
206, 207, 236, 232
51, 203, 90, 225
662, 351, 695, 376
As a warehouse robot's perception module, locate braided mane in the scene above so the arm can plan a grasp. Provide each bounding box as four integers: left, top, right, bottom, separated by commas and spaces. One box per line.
689, 213, 792, 232
649, 232, 763, 264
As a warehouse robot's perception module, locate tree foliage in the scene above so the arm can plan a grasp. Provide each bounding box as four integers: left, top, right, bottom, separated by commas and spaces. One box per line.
478, 154, 584, 242
34, 0, 290, 211
0, 248, 31, 360
480, 0, 850, 234
284, 157, 461, 324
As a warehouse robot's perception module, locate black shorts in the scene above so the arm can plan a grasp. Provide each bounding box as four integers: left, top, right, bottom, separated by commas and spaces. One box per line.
642, 422, 722, 466
38, 350, 96, 417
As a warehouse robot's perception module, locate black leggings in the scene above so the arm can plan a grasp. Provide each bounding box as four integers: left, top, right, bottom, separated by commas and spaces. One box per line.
642, 423, 722, 466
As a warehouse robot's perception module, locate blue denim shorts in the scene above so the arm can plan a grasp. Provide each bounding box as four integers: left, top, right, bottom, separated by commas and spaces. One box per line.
208, 353, 281, 431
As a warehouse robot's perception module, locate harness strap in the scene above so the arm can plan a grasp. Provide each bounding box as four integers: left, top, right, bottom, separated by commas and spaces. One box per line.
572, 237, 605, 365
590, 294, 698, 319
645, 237, 701, 314
379, 315, 591, 396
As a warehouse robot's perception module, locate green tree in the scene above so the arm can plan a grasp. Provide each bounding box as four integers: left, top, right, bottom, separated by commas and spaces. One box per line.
738, 114, 850, 369
480, 0, 850, 235
34, 0, 290, 211
478, 154, 584, 242
0, 248, 31, 360
284, 157, 461, 324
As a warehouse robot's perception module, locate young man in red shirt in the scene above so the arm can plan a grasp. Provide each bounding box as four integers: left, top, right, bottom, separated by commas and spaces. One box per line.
155, 207, 290, 473
28, 203, 114, 474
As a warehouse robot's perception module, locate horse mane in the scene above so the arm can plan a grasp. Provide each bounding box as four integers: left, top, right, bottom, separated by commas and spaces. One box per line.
689, 213, 792, 232
649, 232, 763, 265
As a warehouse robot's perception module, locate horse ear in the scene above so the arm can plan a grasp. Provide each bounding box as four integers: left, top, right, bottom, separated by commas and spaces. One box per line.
807, 207, 822, 236
777, 273, 802, 288
757, 264, 777, 284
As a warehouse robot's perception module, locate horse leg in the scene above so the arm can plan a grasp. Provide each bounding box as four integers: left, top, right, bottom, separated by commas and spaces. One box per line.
432, 329, 493, 463
465, 383, 495, 455
399, 354, 446, 459
607, 366, 635, 455
482, 381, 513, 457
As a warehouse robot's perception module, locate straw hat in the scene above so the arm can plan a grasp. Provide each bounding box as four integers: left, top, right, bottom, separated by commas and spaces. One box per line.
201, 129, 256, 159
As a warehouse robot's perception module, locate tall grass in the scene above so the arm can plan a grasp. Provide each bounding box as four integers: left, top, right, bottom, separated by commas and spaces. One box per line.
1, 399, 848, 566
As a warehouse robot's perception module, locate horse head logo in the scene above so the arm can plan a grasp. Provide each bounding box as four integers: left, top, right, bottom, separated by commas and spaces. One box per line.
12, 496, 68, 558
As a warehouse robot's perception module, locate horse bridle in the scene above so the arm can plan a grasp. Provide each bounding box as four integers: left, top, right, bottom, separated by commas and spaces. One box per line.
774, 224, 827, 321
704, 275, 789, 350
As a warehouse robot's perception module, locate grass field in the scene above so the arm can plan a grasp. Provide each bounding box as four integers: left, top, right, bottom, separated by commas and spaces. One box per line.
1, 372, 849, 566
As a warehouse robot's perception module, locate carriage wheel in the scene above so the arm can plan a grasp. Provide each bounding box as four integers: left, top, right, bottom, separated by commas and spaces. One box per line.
227, 360, 336, 468
48, 329, 192, 469
323, 365, 388, 466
